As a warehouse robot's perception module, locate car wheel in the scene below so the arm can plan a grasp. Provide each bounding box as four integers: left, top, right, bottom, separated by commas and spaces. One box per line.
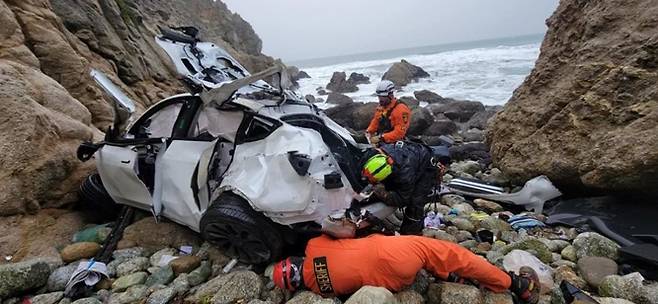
200, 192, 283, 264
79, 173, 119, 219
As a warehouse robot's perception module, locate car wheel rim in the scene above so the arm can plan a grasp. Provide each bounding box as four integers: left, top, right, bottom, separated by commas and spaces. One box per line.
205, 222, 271, 264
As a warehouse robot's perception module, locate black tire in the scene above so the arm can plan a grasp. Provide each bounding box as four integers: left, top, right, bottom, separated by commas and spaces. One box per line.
200, 192, 283, 264
79, 173, 119, 219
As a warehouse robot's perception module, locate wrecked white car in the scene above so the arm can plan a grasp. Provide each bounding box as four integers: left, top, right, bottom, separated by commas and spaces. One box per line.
77, 27, 394, 264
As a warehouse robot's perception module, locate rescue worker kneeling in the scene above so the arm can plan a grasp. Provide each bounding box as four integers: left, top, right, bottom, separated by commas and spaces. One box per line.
361, 141, 439, 235
268, 234, 540, 304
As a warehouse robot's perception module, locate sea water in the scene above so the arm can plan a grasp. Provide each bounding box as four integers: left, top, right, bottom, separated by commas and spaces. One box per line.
292, 34, 543, 106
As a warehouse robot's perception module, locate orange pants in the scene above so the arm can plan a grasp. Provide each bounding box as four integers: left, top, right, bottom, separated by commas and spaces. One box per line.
302, 234, 511, 296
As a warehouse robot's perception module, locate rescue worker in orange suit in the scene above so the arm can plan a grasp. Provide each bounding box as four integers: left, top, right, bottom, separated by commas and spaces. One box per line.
268, 234, 540, 304
366, 80, 411, 145
361, 141, 439, 235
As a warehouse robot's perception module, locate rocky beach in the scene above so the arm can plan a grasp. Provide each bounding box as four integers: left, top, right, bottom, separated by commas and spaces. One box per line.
1, 0, 657, 304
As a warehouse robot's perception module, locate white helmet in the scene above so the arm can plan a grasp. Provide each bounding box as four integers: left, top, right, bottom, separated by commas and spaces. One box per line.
375, 80, 395, 97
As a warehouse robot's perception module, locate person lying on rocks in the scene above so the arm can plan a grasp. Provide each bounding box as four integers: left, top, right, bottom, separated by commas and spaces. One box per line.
266, 234, 540, 304
361, 140, 444, 235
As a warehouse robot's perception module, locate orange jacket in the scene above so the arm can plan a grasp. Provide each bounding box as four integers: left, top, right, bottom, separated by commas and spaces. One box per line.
366, 99, 411, 143
302, 234, 511, 296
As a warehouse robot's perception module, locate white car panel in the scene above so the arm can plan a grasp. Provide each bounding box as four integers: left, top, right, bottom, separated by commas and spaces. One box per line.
97, 145, 154, 209
158, 140, 216, 232
220, 124, 355, 225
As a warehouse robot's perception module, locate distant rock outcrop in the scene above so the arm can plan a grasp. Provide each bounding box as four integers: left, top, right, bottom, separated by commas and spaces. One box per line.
326, 92, 354, 105
347, 72, 370, 85
382, 60, 430, 88
414, 90, 449, 104
487, 0, 658, 194
326, 71, 359, 93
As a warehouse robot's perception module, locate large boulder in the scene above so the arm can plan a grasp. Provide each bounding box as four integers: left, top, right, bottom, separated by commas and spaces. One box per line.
0, 259, 52, 298
429, 100, 486, 122
326, 71, 358, 93
414, 90, 449, 104
326, 92, 354, 105
0, 209, 87, 262
348, 72, 370, 85
382, 59, 430, 88
325, 102, 378, 131
486, 0, 658, 194
408, 107, 434, 135
122, 217, 202, 250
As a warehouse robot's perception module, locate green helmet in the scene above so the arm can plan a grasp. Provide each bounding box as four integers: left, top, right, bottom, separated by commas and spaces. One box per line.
362, 153, 392, 183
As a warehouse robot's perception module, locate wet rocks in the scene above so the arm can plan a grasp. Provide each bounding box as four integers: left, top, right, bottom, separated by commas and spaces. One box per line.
428, 282, 482, 304
30, 291, 64, 304
408, 107, 434, 135
188, 261, 212, 286
286, 291, 323, 304
59, 242, 100, 263
145, 266, 175, 287
326, 71, 358, 93
122, 218, 201, 250
478, 216, 512, 233
502, 238, 553, 263
554, 266, 588, 290
116, 257, 150, 277
169, 255, 201, 274
414, 90, 448, 104
348, 72, 370, 85
382, 60, 430, 88
598, 273, 657, 304
47, 262, 79, 291
0, 259, 51, 298
473, 199, 504, 213
483, 291, 513, 304
146, 287, 176, 304
560, 245, 577, 262
112, 272, 148, 292
577, 257, 618, 289
395, 290, 424, 304
327, 92, 354, 105
572, 232, 620, 260
429, 100, 485, 122
345, 286, 398, 304
424, 119, 458, 136
450, 218, 476, 233
210, 271, 263, 304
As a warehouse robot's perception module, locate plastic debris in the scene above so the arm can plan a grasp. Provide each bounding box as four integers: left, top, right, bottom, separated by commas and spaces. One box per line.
508, 214, 546, 230
179, 246, 193, 255
424, 211, 443, 229
223, 258, 239, 273
503, 250, 554, 294
158, 255, 179, 267
64, 259, 109, 294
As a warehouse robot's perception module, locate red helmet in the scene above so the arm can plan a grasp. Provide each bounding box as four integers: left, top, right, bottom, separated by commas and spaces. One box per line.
272, 257, 304, 291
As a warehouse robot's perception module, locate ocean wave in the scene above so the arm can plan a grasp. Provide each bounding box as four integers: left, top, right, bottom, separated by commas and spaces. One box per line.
296, 43, 540, 106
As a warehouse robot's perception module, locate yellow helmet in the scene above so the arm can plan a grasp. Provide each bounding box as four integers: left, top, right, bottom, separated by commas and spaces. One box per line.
362, 153, 393, 183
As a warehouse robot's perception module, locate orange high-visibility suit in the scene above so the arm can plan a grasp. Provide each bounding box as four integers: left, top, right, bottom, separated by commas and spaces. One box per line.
302, 234, 511, 296
366, 98, 411, 143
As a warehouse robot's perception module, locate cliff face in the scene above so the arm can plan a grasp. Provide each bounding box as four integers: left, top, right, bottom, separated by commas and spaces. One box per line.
0, 0, 273, 216
487, 0, 658, 194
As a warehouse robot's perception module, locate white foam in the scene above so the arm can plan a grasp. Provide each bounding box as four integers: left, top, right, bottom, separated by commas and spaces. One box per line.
297, 43, 540, 106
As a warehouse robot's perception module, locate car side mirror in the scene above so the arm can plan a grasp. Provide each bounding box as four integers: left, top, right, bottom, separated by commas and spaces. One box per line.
90, 69, 135, 137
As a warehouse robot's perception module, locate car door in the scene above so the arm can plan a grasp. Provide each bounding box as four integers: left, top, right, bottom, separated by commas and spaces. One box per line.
97, 97, 187, 212
154, 100, 242, 231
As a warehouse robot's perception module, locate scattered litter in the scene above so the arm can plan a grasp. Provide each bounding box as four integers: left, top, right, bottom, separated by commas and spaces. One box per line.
503, 250, 553, 293
4, 255, 12, 261
509, 214, 546, 230
223, 258, 238, 273
158, 255, 179, 267
424, 211, 443, 229
64, 259, 109, 295
179, 246, 193, 255
469, 211, 489, 222
448, 208, 459, 216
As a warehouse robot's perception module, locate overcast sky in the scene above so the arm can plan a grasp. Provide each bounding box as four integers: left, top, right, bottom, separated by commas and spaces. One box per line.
223, 0, 559, 61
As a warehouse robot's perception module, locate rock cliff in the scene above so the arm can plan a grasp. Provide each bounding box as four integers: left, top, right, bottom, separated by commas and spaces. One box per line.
487, 0, 658, 194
